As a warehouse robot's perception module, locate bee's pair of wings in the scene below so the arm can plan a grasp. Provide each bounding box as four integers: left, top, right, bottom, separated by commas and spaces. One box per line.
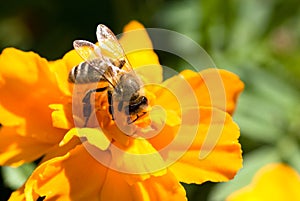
73, 24, 132, 85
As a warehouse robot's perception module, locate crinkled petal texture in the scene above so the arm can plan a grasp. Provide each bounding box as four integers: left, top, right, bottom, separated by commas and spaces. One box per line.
147, 68, 243, 184
9, 144, 186, 201
0, 48, 72, 166
226, 163, 300, 201
178, 69, 244, 114
168, 107, 242, 184
0, 45, 84, 166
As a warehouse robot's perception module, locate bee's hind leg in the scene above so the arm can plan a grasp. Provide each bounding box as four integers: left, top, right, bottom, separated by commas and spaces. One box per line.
82, 87, 107, 127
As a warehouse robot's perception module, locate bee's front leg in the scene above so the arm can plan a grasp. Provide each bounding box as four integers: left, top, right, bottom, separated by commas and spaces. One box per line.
107, 90, 115, 120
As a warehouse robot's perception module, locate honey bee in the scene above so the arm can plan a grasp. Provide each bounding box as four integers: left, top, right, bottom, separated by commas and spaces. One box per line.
68, 24, 148, 127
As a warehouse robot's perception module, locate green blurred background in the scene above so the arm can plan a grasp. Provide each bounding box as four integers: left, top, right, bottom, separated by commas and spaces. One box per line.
1, 0, 300, 200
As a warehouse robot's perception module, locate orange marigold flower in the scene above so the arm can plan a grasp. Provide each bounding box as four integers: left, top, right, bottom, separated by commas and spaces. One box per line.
0, 21, 244, 201
226, 163, 300, 201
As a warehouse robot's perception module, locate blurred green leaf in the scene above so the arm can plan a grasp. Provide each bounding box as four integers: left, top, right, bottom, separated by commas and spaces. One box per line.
233, 65, 300, 143
154, 0, 200, 40
288, 147, 300, 173
2, 163, 36, 190
235, 93, 282, 143
0, 17, 33, 50
277, 135, 300, 172
227, 0, 274, 50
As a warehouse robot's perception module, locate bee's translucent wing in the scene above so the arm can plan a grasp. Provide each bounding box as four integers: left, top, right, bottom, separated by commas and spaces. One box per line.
73, 40, 103, 61
73, 40, 109, 72
73, 25, 133, 87
96, 24, 132, 72
73, 39, 120, 87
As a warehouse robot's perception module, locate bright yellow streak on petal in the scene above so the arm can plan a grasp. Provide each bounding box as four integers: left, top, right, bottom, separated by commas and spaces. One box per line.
59, 128, 110, 151
49, 104, 72, 129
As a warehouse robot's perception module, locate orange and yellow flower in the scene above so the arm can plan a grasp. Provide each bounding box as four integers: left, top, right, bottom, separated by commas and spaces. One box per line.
0, 21, 244, 201
226, 163, 300, 201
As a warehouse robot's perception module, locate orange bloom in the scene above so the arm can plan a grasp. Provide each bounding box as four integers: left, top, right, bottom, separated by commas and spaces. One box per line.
226, 163, 300, 201
0, 21, 244, 201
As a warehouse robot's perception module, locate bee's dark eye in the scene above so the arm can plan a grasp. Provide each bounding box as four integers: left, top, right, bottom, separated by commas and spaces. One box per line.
140, 96, 148, 105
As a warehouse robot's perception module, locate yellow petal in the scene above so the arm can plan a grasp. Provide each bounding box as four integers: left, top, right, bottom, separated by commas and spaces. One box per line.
146, 108, 181, 152
24, 145, 110, 201
143, 68, 243, 183
52, 48, 84, 97
109, 137, 167, 181
180, 69, 244, 114
120, 21, 163, 84
226, 163, 300, 201
8, 186, 26, 201
49, 59, 72, 97
0, 126, 55, 167
148, 72, 198, 114
20, 143, 186, 201
0, 48, 68, 165
61, 49, 84, 72
100, 169, 187, 201
49, 104, 73, 129
149, 106, 181, 127
0, 48, 40, 85
169, 107, 242, 184
40, 135, 81, 164
132, 170, 187, 201
59, 128, 110, 151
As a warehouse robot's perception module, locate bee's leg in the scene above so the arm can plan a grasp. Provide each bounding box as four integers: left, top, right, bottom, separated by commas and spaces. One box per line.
107, 90, 114, 120
82, 87, 107, 126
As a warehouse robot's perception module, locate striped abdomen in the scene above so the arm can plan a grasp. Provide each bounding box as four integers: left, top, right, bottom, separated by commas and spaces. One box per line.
68, 62, 106, 84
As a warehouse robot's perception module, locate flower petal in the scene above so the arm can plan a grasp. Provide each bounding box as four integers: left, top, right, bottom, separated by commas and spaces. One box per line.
0, 126, 55, 167
132, 170, 187, 201
119, 21, 163, 84
0, 48, 68, 165
61, 49, 84, 72
48, 59, 72, 97
109, 137, 167, 178
8, 186, 25, 201
52, 48, 84, 97
23, 144, 110, 201
49, 104, 73, 129
169, 107, 242, 184
146, 108, 181, 151
59, 128, 110, 151
180, 69, 244, 114
18, 142, 186, 201
226, 163, 300, 201
144, 68, 243, 183
100, 169, 187, 201
40, 135, 81, 164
